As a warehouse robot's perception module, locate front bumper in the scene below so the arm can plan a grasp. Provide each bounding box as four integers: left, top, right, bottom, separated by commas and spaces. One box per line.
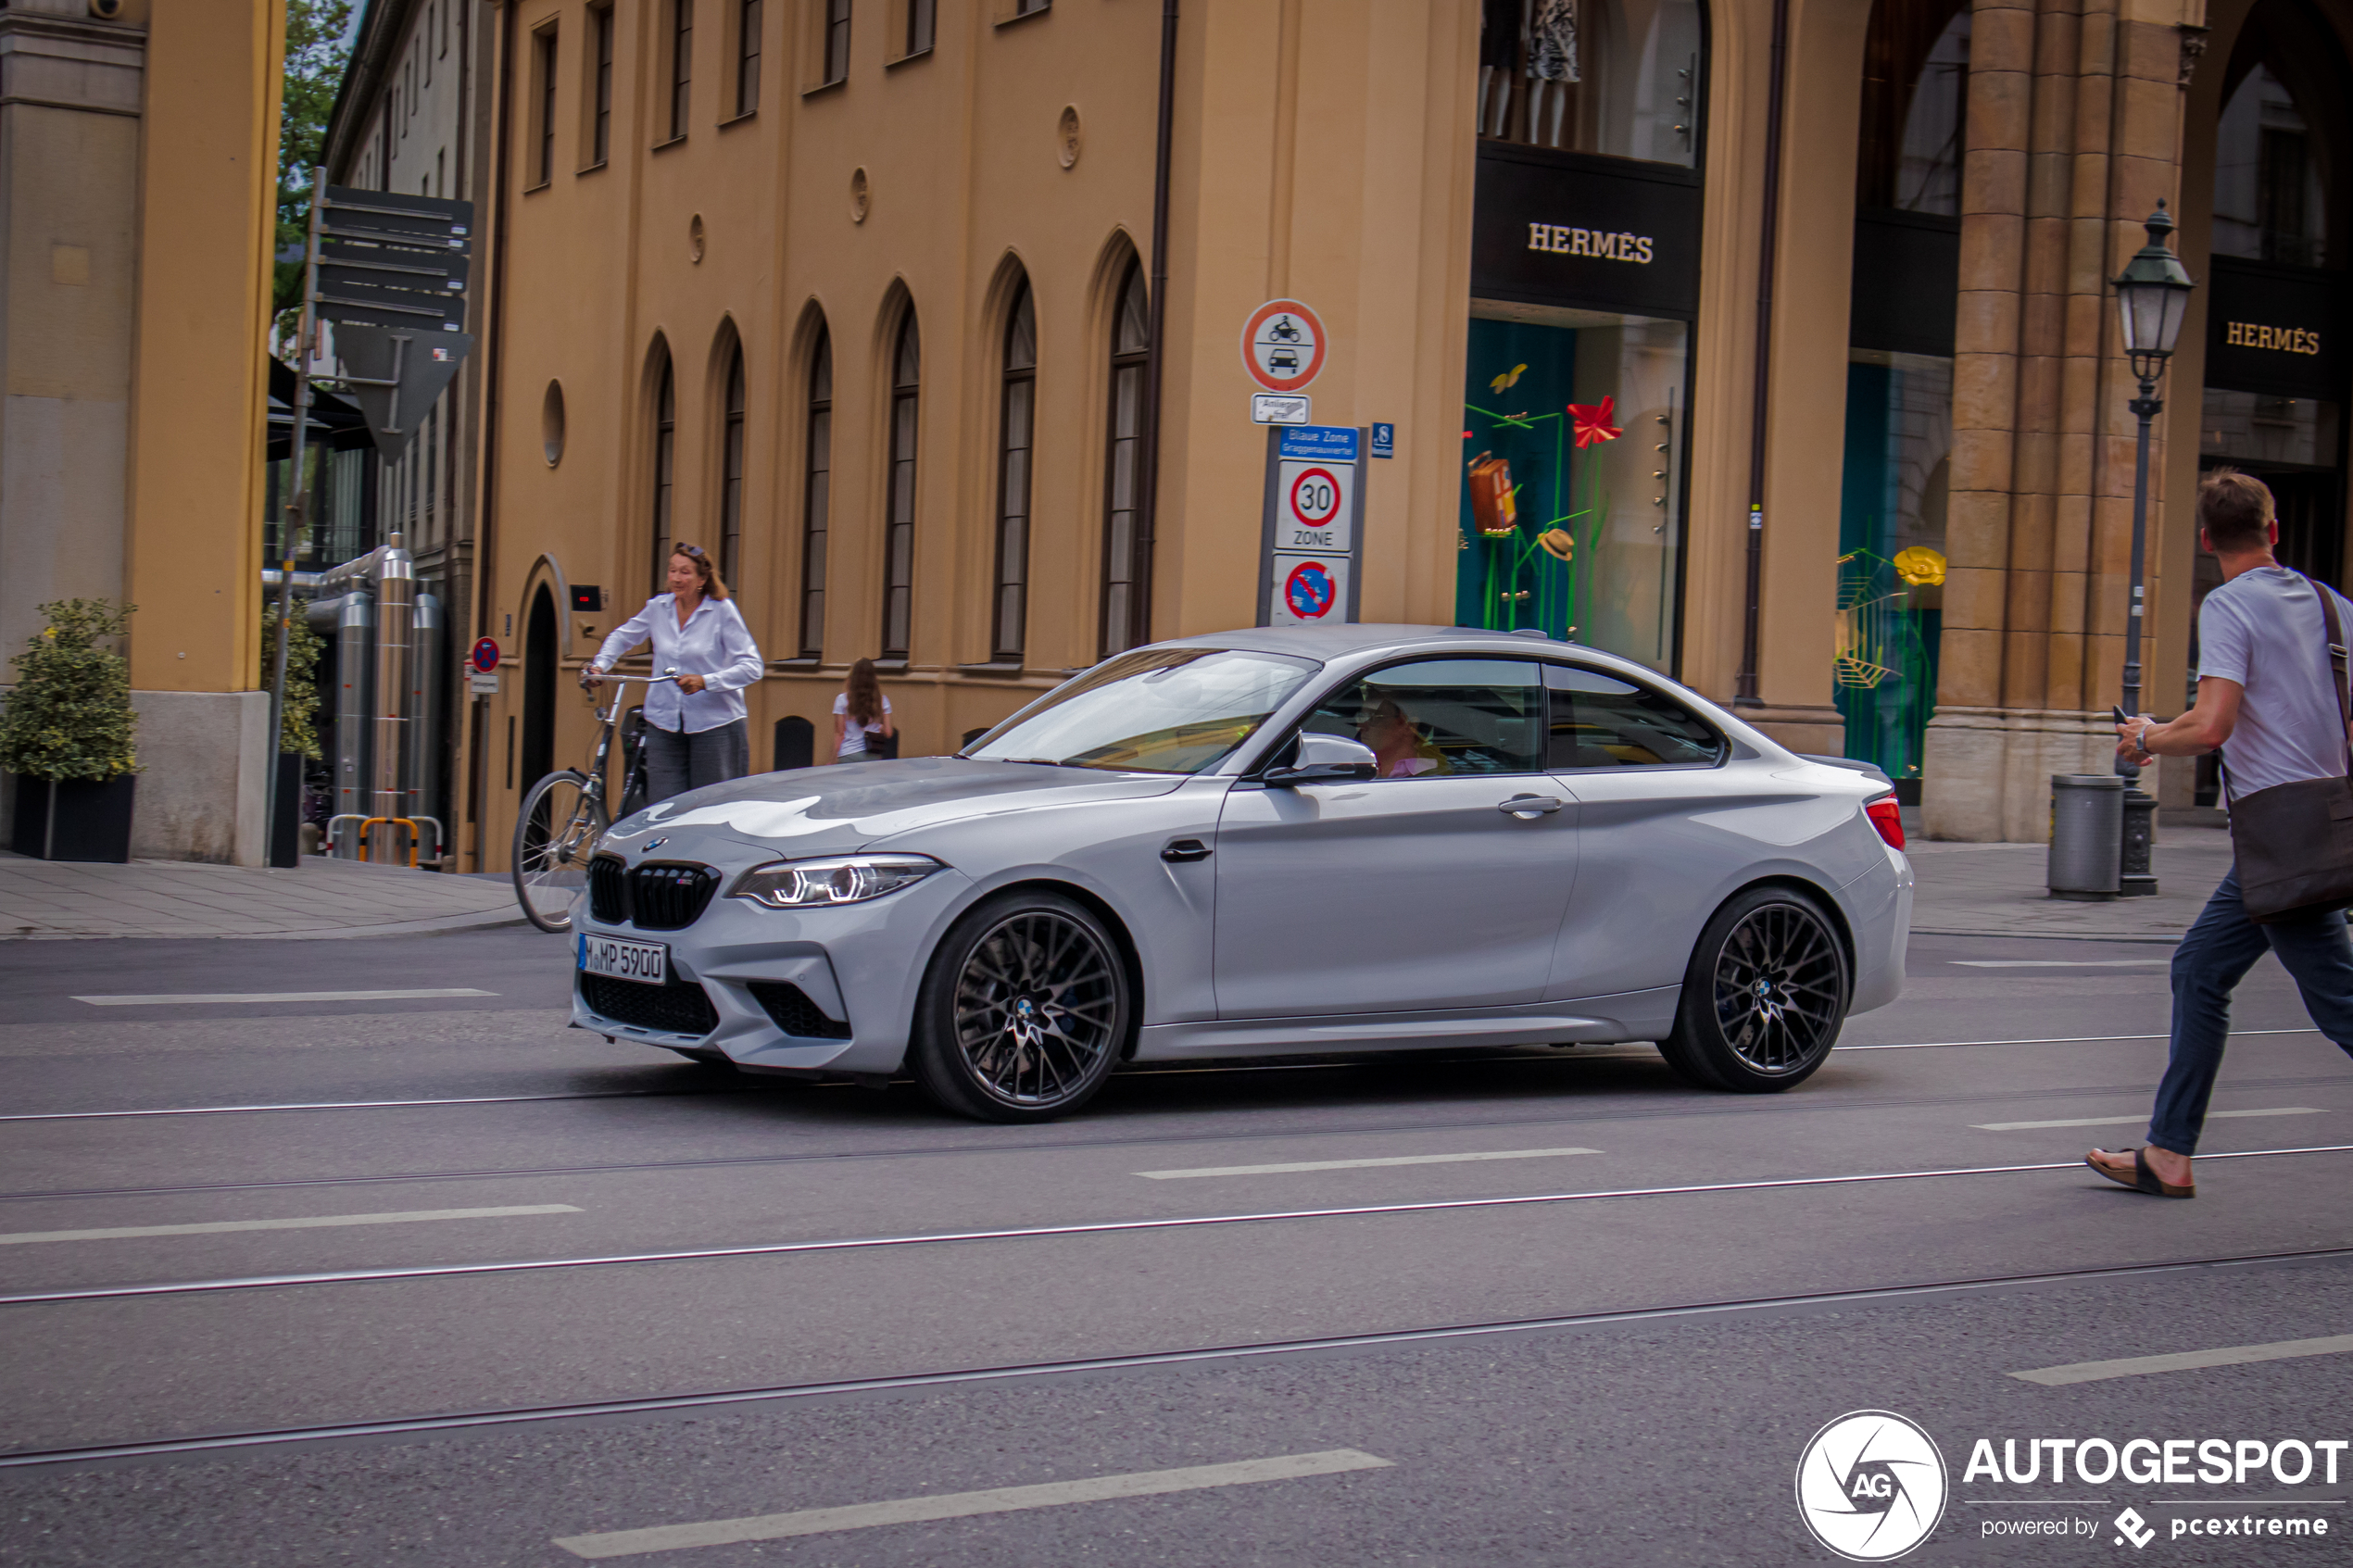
568, 865, 975, 1073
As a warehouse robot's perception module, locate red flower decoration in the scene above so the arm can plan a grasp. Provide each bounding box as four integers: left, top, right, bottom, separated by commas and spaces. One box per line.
1567, 395, 1622, 448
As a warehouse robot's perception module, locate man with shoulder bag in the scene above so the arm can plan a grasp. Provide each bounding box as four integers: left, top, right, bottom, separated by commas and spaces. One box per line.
2088, 470, 2353, 1198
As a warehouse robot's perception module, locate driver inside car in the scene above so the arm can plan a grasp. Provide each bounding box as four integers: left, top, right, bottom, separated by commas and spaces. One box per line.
1357, 695, 1450, 778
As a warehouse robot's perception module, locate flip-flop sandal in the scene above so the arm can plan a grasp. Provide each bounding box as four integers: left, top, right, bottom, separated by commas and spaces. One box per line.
2086, 1147, 2194, 1198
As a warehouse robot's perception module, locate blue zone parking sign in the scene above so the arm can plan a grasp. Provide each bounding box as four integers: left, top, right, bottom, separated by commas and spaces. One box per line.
1263, 424, 1362, 628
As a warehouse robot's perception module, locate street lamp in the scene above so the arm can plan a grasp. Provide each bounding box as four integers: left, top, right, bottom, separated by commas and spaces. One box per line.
2111, 200, 2196, 897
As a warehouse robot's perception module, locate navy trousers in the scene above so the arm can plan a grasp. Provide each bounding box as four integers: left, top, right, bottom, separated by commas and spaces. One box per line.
2149, 866, 2353, 1154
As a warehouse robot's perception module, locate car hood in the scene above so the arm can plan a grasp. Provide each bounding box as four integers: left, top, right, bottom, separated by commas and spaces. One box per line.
600, 756, 1189, 862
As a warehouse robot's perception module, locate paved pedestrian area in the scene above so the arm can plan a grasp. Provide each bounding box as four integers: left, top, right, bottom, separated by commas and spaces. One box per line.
0, 851, 521, 940
1907, 821, 2234, 942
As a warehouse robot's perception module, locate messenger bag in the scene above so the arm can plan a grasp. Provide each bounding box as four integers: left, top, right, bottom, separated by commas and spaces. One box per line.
2224, 577, 2353, 923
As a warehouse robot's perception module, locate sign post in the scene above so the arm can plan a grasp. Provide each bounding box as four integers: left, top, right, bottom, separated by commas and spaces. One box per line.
1259, 425, 1365, 629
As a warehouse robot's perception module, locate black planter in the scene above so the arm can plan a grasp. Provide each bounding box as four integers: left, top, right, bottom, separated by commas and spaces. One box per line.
9, 774, 137, 862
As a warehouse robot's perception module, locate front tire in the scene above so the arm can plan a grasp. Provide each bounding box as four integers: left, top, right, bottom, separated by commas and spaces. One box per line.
910, 890, 1133, 1123
513, 771, 607, 934
1659, 884, 1849, 1093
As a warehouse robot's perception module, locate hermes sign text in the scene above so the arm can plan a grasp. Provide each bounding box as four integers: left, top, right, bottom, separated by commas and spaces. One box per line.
1527, 222, 1656, 264
2223, 321, 2322, 356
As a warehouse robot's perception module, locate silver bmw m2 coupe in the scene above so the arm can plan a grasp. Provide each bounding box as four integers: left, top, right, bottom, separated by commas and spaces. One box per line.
570, 624, 1911, 1122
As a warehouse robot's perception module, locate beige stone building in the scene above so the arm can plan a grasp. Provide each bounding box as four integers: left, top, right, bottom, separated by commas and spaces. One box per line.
0, 0, 283, 861
455, 0, 2346, 867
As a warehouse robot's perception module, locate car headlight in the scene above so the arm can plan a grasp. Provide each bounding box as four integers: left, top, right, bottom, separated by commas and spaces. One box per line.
729, 855, 943, 909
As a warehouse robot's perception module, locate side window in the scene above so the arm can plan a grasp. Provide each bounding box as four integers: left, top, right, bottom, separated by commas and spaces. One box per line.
1301, 659, 1545, 776
1543, 663, 1724, 769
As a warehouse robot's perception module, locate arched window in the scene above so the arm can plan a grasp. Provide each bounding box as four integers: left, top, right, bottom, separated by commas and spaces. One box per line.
1477, 0, 1702, 167
1856, 0, 1969, 215
719, 342, 746, 584
650, 346, 676, 591
799, 327, 831, 660
993, 280, 1037, 661
1101, 259, 1149, 658
882, 310, 920, 660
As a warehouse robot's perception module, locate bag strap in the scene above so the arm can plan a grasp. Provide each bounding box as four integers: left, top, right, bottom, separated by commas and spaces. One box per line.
2315, 576, 2353, 780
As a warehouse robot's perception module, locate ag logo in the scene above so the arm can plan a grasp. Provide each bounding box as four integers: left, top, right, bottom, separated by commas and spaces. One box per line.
1795, 1411, 1948, 1562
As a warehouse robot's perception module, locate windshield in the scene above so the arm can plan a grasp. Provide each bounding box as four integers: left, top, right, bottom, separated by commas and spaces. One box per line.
965, 648, 1318, 774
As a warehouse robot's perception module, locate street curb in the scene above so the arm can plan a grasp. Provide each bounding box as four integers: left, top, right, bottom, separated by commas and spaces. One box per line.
1910, 926, 2183, 945
4, 906, 534, 942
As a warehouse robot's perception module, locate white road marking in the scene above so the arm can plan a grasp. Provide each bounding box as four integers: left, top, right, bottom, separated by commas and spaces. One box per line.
551, 1449, 1393, 1558
0, 1205, 581, 1247
1972, 1108, 2324, 1132
1840, 1028, 2317, 1051
2012, 1334, 2353, 1386
1949, 959, 2171, 969
71, 988, 497, 1006
1138, 1147, 1602, 1179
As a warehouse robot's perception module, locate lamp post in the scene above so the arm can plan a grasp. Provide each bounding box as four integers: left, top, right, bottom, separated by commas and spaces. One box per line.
2111, 201, 2196, 897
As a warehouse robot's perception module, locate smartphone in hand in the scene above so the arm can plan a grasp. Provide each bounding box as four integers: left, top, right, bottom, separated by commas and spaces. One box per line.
2111, 705, 2131, 726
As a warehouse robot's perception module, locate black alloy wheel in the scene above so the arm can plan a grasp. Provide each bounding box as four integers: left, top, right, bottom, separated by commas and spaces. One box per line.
1658, 884, 1849, 1093
910, 889, 1132, 1123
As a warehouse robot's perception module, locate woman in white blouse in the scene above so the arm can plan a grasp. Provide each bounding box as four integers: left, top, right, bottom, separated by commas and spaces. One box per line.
583, 543, 764, 802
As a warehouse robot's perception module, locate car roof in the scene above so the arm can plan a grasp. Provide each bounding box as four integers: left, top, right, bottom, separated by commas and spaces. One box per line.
1159, 621, 1651, 676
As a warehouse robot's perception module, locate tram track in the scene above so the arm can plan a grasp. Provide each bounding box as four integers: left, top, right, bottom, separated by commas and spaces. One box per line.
4, 1239, 2347, 1471
5, 1144, 2347, 1310
3, 1067, 2346, 1207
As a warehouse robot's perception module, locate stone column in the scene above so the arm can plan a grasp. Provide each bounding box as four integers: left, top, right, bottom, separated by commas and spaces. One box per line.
1922, 0, 2186, 841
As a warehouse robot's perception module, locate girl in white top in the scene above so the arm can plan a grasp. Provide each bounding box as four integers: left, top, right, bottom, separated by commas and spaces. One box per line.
833, 657, 896, 762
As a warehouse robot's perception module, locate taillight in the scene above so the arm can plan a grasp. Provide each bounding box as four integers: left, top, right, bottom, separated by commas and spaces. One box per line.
1866, 796, 1906, 851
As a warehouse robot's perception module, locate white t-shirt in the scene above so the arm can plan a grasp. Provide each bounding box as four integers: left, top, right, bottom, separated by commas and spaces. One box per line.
2198, 565, 2353, 797
833, 693, 893, 758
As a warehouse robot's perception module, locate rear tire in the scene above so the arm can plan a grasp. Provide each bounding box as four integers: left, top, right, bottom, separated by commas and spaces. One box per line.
909, 889, 1133, 1123
1659, 884, 1849, 1093
513, 771, 607, 934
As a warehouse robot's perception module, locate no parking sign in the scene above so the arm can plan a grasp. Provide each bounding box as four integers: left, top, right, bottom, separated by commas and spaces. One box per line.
1269, 556, 1350, 627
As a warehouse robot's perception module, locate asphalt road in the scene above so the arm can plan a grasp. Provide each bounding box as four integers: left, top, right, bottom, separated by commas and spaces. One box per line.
1, 921, 2348, 1566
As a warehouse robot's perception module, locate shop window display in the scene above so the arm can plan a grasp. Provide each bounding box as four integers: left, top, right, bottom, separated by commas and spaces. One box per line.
1458, 308, 1685, 672
1477, 0, 1701, 168
1835, 350, 1951, 789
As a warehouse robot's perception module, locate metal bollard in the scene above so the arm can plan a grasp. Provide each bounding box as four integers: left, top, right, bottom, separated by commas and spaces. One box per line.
2049, 774, 2124, 900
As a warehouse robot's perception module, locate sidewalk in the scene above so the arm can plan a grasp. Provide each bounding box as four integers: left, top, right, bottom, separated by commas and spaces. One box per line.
0, 851, 523, 940
1907, 821, 2235, 943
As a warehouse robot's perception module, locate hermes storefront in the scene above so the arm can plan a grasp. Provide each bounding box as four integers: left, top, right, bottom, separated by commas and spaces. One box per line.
1461, 0, 1705, 676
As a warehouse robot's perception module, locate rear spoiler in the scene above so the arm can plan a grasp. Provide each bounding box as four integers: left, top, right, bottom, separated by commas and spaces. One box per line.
1795, 754, 1894, 790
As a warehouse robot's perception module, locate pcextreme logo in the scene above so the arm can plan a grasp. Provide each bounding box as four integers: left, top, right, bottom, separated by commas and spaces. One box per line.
1795, 1411, 1950, 1562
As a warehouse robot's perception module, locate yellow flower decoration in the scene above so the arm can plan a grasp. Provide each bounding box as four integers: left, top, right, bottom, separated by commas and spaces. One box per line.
1893, 546, 1947, 587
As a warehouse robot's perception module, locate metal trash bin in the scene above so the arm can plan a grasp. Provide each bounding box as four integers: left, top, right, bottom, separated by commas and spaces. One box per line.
2049, 774, 2124, 900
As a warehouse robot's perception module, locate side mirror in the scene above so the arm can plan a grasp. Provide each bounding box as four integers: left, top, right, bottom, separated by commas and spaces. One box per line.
1263, 733, 1378, 787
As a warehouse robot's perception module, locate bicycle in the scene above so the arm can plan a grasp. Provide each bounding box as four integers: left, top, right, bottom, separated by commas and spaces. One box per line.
511, 669, 675, 934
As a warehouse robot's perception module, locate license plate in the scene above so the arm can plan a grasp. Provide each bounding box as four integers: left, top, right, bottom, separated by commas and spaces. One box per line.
578, 934, 668, 985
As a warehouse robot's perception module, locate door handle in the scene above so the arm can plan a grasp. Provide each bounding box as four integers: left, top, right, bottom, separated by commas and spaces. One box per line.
1161, 838, 1213, 862
1498, 795, 1564, 819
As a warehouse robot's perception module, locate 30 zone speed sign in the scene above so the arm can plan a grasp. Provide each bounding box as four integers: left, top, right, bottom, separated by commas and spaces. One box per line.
1277, 458, 1354, 551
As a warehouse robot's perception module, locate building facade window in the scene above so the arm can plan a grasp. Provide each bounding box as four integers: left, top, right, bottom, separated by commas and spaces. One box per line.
590, 4, 614, 165
823, 0, 850, 84
799, 329, 832, 660
534, 27, 558, 186
651, 350, 677, 590
736, 0, 762, 115
669, 0, 694, 141
1101, 260, 1149, 658
1477, 0, 1701, 167
993, 281, 1037, 661
882, 313, 920, 660
906, 0, 936, 55
720, 344, 747, 585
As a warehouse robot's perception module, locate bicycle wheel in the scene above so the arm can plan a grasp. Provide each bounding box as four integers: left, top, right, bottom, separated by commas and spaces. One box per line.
513, 771, 607, 934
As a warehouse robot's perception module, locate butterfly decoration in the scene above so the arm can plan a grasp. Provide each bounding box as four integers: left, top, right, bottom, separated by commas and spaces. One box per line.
1567, 395, 1621, 448
1488, 363, 1529, 395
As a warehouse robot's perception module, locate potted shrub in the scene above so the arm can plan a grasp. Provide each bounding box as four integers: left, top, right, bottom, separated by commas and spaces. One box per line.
1, 599, 141, 861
